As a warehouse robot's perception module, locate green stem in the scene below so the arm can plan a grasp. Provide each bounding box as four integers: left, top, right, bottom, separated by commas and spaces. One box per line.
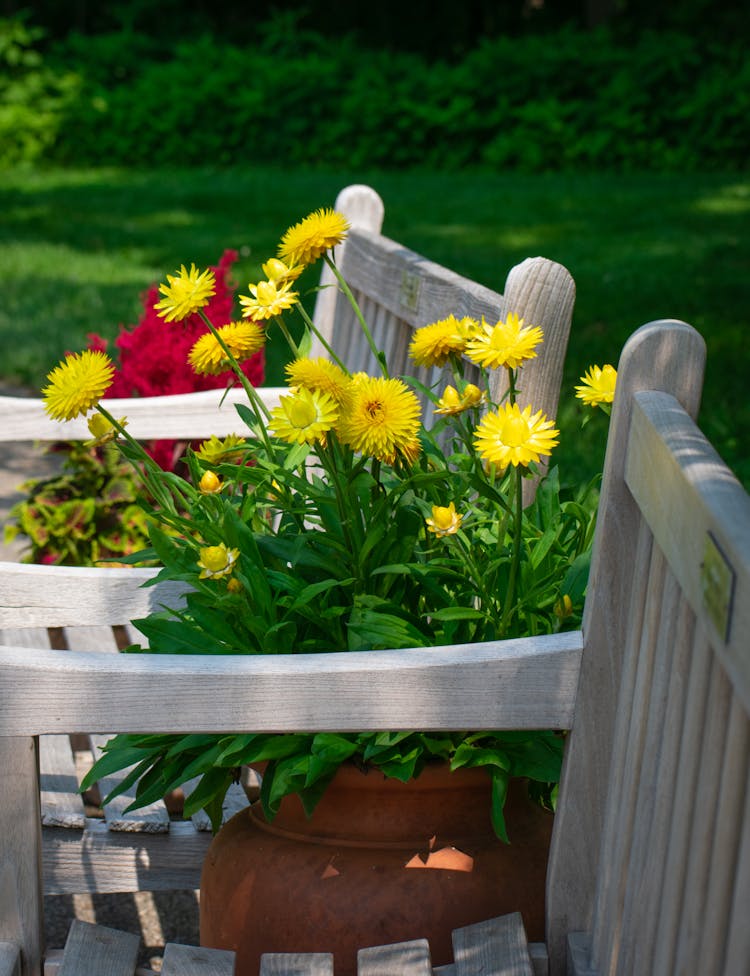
294, 301, 349, 373
197, 310, 275, 456
272, 314, 300, 360
324, 254, 389, 378
500, 464, 524, 635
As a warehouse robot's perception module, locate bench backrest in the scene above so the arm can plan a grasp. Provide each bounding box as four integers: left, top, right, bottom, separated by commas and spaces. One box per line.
546, 321, 750, 975
0, 184, 574, 448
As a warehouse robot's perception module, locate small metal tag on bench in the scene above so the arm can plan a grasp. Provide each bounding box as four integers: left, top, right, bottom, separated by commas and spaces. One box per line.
400, 270, 421, 312
701, 532, 735, 643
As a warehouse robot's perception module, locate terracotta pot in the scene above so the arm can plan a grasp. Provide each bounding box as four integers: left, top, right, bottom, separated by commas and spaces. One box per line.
200, 763, 552, 975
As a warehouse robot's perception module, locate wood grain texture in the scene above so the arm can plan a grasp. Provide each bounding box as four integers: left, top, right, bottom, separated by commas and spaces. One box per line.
57, 919, 139, 976
723, 773, 750, 975
0, 736, 43, 976
544, 319, 706, 976
0, 387, 283, 444
451, 913, 533, 976
43, 818, 209, 895
259, 952, 333, 975
0, 631, 582, 736
0, 562, 185, 629
0, 944, 20, 976
626, 389, 750, 713
161, 942, 236, 976
357, 939, 432, 975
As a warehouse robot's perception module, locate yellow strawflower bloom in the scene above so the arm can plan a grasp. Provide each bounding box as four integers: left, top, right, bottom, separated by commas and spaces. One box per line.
435, 383, 485, 416
197, 543, 240, 580
285, 357, 352, 406
195, 434, 246, 465
474, 402, 559, 469
465, 312, 544, 370
278, 208, 349, 266
575, 364, 617, 407
337, 376, 421, 463
269, 388, 339, 446
87, 412, 127, 445
409, 315, 478, 368
426, 502, 463, 537
43, 350, 115, 421
239, 279, 299, 320
188, 321, 266, 375
262, 257, 304, 284
154, 264, 216, 322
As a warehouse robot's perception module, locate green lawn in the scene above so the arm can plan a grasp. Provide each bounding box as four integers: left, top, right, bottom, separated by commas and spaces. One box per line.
1, 166, 748, 484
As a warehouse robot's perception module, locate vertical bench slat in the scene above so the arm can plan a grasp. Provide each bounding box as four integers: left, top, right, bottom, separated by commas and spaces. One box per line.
357, 939, 432, 975
723, 779, 750, 974
693, 694, 749, 973
586, 524, 656, 968
57, 919, 139, 976
671, 650, 732, 973
161, 942, 236, 976
451, 914, 533, 976
625, 588, 695, 975
649, 622, 714, 975
610, 565, 683, 975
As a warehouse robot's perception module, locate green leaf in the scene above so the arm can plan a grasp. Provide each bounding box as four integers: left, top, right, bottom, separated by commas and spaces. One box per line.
429, 606, 486, 621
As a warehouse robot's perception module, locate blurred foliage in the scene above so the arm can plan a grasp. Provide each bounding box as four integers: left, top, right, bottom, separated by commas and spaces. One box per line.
0, 12, 747, 171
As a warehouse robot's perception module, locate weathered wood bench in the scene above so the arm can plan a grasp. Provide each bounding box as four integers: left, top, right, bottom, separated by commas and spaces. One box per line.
0, 185, 578, 974
3, 316, 747, 975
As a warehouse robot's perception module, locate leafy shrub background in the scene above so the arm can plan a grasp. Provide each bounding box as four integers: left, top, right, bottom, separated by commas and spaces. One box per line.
3, 16, 747, 171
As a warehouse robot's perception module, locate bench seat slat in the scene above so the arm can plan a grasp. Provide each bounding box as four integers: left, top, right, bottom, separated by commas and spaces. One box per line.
452, 914, 533, 976
161, 943, 236, 976
58, 920, 139, 976
357, 938, 432, 975
43, 818, 209, 895
0, 943, 20, 976
259, 953, 334, 975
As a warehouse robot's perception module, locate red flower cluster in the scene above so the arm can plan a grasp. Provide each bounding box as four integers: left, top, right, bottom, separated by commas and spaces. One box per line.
88, 250, 264, 470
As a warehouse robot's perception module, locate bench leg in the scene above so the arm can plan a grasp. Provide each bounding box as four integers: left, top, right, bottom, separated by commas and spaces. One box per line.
0, 737, 43, 976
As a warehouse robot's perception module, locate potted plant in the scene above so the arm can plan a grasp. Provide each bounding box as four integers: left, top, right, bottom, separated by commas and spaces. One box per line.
42, 208, 615, 974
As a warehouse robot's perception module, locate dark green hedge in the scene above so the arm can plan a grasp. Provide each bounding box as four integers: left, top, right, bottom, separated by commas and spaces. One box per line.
5, 18, 749, 171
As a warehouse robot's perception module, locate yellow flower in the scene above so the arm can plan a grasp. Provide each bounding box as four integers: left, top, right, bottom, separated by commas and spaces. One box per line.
199, 471, 223, 494
262, 257, 305, 284
575, 364, 617, 408
474, 402, 559, 469
86, 412, 127, 446
195, 434, 247, 465
226, 577, 244, 594
154, 264, 216, 322
409, 315, 478, 368
269, 387, 339, 445
197, 543, 240, 580
337, 376, 421, 462
426, 503, 463, 537
278, 208, 349, 266
285, 357, 352, 406
554, 594, 574, 620
188, 321, 266, 376
435, 383, 485, 416
465, 312, 544, 370
239, 279, 299, 320
43, 350, 115, 421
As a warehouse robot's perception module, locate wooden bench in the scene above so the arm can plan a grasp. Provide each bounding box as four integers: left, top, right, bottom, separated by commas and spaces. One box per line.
3, 317, 747, 975
0, 185, 577, 974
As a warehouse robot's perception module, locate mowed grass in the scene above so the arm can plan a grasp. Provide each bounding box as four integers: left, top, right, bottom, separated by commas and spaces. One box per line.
1, 166, 748, 484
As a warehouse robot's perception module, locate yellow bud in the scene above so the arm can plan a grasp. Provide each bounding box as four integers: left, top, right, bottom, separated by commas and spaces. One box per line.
199, 470, 223, 494
461, 384, 483, 408
554, 594, 573, 620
